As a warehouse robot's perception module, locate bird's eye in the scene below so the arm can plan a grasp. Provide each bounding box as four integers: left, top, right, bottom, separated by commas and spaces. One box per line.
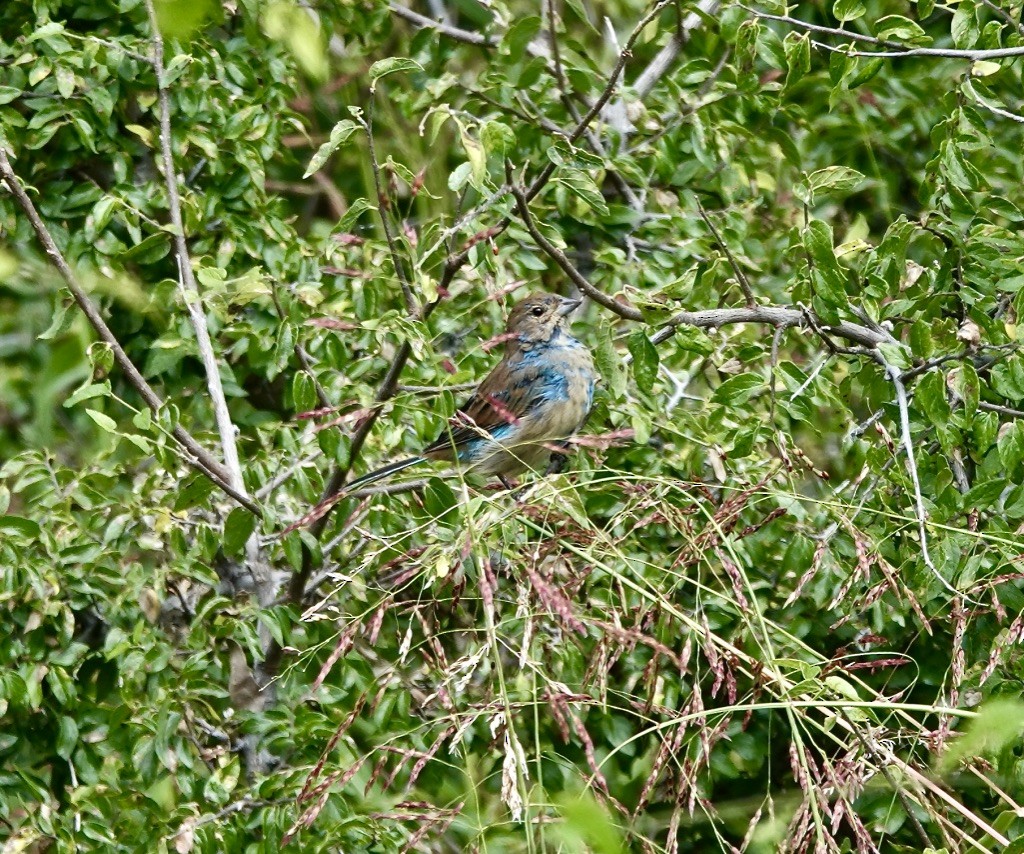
531, 306, 545, 317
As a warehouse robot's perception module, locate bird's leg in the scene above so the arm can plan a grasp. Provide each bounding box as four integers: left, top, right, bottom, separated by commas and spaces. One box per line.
544, 443, 570, 476
497, 474, 519, 491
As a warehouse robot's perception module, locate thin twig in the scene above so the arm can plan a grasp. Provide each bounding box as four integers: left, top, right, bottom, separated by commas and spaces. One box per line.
632, 0, 721, 99
361, 102, 418, 316
387, 1, 497, 46
0, 146, 260, 515
510, 181, 643, 320
144, 0, 269, 610
144, 0, 250, 504
749, 7, 1024, 59
978, 401, 1024, 418
695, 198, 756, 307
963, 78, 1024, 123
878, 353, 982, 605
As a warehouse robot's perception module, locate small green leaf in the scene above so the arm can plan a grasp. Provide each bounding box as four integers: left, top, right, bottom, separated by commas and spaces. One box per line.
713, 373, 764, 404
875, 14, 929, 44
916, 371, 951, 426
804, 221, 848, 307
56, 716, 78, 760
39, 299, 76, 341
627, 330, 659, 394
223, 507, 258, 556
846, 56, 884, 88
783, 32, 810, 88
951, 1, 979, 48
806, 166, 866, 199
292, 371, 317, 414
938, 698, 1024, 774
86, 409, 118, 433
304, 119, 358, 177
832, 0, 865, 21
64, 381, 111, 409
998, 421, 1024, 470
480, 120, 515, 159
594, 325, 627, 398
0, 516, 41, 537
263, 1, 327, 80
334, 198, 375, 233
132, 407, 152, 431
368, 57, 423, 91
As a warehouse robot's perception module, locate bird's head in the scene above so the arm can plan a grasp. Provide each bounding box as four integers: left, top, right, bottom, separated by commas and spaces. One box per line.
505, 292, 582, 347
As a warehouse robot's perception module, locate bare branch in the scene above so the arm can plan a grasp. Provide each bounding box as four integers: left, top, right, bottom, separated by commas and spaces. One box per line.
387, 1, 497, 46
361, 101, 418, 316
695, 199, 756, 308
144, 0, 250, 504
510, 181, 643, 321
979, 401, 1024, 418
963, 78, 1024, 123
524, 0, 674, 204
513, 178, 892, 351
748, 7, 1024, 59
0, 146, 260, 515
878, 352, 983, 605
632, 0, 721, 99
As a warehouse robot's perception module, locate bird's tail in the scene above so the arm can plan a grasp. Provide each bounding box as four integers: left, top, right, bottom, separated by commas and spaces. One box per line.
345, 456, 427, 492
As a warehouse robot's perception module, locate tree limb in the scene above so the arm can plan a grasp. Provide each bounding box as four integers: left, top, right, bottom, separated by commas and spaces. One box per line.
144, 0, 250, 505
387, 1, 497, 46
0, 146, 260, 515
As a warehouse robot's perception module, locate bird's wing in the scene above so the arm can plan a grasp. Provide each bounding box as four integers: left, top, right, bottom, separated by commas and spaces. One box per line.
423, 358, 535, 459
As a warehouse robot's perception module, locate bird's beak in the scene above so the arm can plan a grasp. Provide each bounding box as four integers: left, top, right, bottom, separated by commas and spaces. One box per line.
558, 297, 582, 316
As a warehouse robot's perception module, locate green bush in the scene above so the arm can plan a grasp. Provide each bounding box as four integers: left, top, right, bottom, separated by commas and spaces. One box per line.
3, 0, 1024, 850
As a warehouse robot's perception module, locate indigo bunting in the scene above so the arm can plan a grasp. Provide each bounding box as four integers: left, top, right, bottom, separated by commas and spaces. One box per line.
347, 293, 596, 490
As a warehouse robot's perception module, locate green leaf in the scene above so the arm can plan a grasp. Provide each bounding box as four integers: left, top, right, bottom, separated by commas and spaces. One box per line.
480, 120, 515, 159
938, 698, 1024, 774
846, 56, 884, 88
39, 299, 76, 341
0, 516, 41, 537
783, 32, 811, 87
263, 1, 327, 80
459, 128, 487, 189
173, 476, 215, 512
594, 325, 627, 398
627, 331, 659, 394
154, 0, 218, 39
292, 371, 317, 413
555, 170, 609, 217
368, 57, 423, 91
875, 15, 929, 44
804, 221, 848, 307
304, 119, 359, 177
335, 198, 376, 233
132, 407, 152, 431
832, 0, 865, 21
64, 381, 111, 408
56, 716, 78, 760
505, 16, 542, 61
223, 507, 258, 556
86, 409, 118, 433
915, 371, 950, 427
806, 166, 865, 200
998, 421, 1024, 470
713, 373, 764, 404
951, 1, 979, 48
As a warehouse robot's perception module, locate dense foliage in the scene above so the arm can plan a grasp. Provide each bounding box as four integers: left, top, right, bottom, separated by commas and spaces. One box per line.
3, 0, 1024, 850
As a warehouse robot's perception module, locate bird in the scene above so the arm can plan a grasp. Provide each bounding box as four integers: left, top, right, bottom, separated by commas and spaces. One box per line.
345, 292, 596, 492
